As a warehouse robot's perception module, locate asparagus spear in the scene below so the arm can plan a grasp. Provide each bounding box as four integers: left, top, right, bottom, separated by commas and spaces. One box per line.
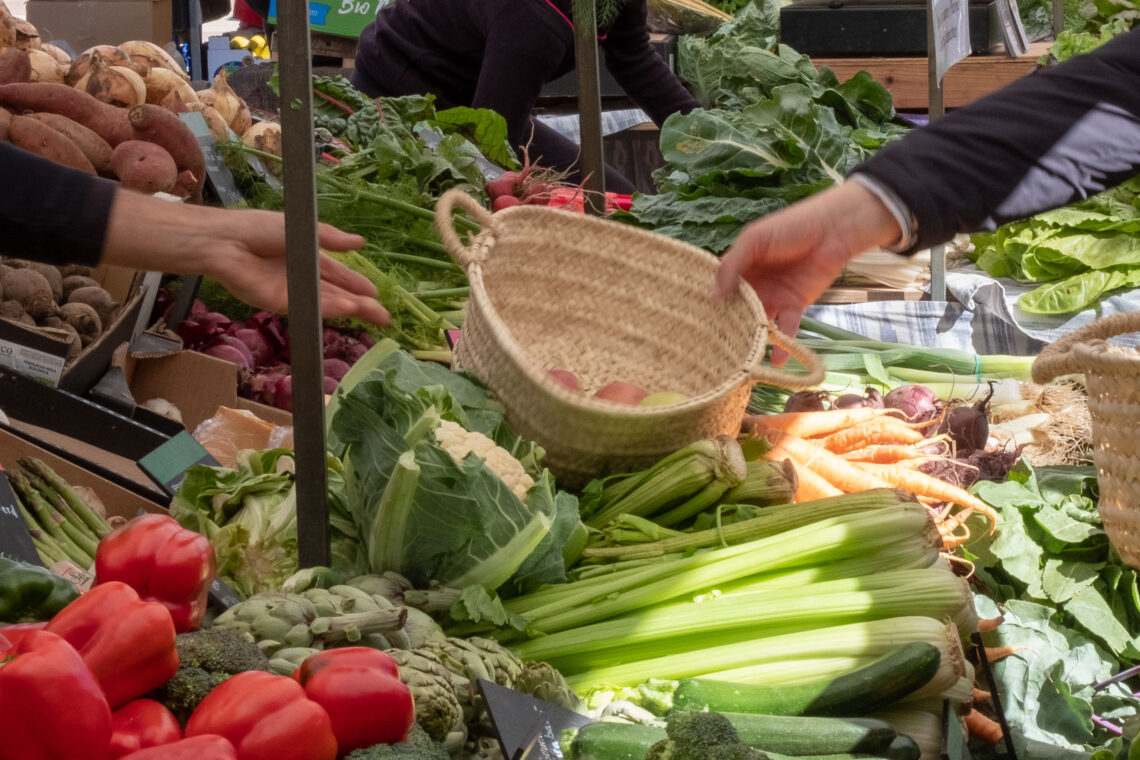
10, 472, 93, 566
19, 458, 111, 537
32, 535, 68, 566
25, 469, 101, 546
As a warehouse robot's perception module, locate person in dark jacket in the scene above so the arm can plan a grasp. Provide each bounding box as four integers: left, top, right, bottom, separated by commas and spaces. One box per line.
351, 0, 701, 193
715, 30, 1140, 362
0, 141, 390, 325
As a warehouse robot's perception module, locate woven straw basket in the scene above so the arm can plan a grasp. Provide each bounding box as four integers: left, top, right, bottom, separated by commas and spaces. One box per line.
1033, 312, 1140, 569
433, 189, 824, 486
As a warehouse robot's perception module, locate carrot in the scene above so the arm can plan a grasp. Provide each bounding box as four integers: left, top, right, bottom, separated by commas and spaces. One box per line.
984, 645, 1026, 662
977, 614, 1004, 633
745, 407, 906, 439
775, 456, 842, 501
841, 444, 934, 464
851, 462, 999, 533
972, 688, 993, 703
763, 430, 892, 494
964, 709, 1003, 744
822, 418, 927, 453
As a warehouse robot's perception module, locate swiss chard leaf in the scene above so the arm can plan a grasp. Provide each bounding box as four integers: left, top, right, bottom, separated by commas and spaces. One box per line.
431, 106, 519, 169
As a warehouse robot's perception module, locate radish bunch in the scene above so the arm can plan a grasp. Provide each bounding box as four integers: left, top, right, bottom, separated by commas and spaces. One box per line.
483, 148, 632, 214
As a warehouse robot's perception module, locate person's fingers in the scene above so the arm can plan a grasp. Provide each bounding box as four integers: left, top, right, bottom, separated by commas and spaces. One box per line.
318, 253, 379, 298
317, 222, 366, 253
767, 307, 803, 369
713, 245, 749, 302
320, 287, 391, 325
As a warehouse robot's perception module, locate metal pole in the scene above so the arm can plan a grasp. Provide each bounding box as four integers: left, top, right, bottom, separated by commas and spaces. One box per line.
188, 0, 204, 80
1052, 0, 1065, 37
572, 0, 607, 216
277, 0, 330, 567
927, 0, 947, 302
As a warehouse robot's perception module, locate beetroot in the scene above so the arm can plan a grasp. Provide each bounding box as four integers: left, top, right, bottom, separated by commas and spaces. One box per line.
883, 384, 941, 423
783, 390, 830, 413
832, 393, 868, 410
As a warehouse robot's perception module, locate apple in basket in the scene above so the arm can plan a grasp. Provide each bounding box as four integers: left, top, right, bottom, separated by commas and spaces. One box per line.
593, 382, 649, 405
546, 369, 581, 392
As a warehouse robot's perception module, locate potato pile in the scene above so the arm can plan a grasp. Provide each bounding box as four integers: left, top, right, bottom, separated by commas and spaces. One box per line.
0, 258, 119, 358
0, 9, 282, 199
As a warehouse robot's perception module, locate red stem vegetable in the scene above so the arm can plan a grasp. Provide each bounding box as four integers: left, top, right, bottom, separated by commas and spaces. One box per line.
95, 513, 217, 633
0, 629, 113, 760
45, 581, 179, 708
185, 670, 338, 760
109, 699, 183, 759
121, 735, 238, 760
293, 647, 415, 755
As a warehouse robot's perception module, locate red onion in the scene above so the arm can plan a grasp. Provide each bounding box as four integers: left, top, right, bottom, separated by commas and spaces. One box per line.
783, 390, 830, 413
204, 342, 253, 371
323, 376, 338, 394
324, 358, 351, 383
342, 340, 367, 364
883, 385, 941, 423
234, 328, 272, 366
273, 375, 293, 411
832, 394, 868, 410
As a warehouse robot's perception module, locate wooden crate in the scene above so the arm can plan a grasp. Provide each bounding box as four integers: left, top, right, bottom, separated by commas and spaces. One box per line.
815, 42, 1050, 109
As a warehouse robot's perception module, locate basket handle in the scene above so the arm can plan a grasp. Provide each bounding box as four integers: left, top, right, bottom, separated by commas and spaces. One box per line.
748, 326, 826, 389
1033, 311, 1140, 383
434, 188, 495, 267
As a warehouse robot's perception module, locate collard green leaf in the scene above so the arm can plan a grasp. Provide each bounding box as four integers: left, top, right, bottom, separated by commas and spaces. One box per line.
1065, 584, 1136, 656
1035, 503, 1106, 545
659, 108, 805, 181
1042, 558, 1103, 603
616, 192, 787, 253
431, 106, 519, 169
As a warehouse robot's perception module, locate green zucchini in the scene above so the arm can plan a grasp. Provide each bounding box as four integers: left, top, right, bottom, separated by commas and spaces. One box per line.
673, 642, 942, 717
724, 713, 898, 756
565, 722, 666, 760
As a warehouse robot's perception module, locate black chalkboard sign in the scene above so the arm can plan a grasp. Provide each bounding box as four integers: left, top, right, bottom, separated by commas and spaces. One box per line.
208, 578, 244, 612
180, 112, 245, 208
0, 469, 43, 566
479, 679, 594, 760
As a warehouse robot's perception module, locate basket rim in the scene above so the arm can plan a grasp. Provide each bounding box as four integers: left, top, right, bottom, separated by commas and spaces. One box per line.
459, 207, 772, 416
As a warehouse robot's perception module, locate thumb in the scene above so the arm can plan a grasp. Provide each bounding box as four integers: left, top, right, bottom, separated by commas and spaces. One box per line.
713, 247, 747, 302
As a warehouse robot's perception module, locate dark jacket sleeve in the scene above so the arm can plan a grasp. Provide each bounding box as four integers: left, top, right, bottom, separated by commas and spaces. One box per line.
601, 0, 701, 125
0, 142, 117, 266
470, 7, 569, 149
853, 30, 1140, 254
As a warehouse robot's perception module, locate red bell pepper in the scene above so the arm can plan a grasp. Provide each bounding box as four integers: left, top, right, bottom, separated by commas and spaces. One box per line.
0, 629, 113, 760
294, 647, 415, 755
186, 670, 338, 760
95, 513, 217, 633
109, 698, 183, 758
121, 735, 238, 760
45, 581, 179, 708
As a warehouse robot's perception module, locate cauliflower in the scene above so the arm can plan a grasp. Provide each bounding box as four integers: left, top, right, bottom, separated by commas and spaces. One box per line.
433, 420, 534, 501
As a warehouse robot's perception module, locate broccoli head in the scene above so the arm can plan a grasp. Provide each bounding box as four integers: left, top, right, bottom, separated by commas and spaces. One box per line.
344, 724, 450, 759
647, 712, 766, 760
149, 628, 271, 724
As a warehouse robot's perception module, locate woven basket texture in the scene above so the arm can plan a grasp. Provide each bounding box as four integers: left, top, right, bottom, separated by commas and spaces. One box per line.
1033, 312, 1140, 569
434, 189, 822, 486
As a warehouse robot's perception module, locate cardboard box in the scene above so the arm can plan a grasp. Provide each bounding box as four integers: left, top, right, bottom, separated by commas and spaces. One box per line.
0, 266, 146, 394
28, 0, 174, 51
0, 425, 166, 520
121, 346, 293, 433
267, 0, 391, 40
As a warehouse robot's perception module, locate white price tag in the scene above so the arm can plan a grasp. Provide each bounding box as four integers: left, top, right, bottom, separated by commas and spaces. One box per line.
932, 0, 971, 84
0, 339, 65, 386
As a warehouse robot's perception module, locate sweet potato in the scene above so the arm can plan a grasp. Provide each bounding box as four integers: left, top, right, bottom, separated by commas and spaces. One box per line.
110, 139, 177, 194
0, 3, 15, 48
29, 112, 113, 174
0, 106, 10, 141
0, 47, 31, 85
128, 104, 204, 203
9, 115, 96, 174
0, 82, 133, 146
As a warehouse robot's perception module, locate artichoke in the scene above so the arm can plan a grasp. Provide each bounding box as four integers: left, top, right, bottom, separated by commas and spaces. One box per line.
210, 592, 406, 656
386, 649, 469, 752
422, 637, 524, 692
267, 646, 320, 676
514, 661, 583, 713
346, 572, 415, 604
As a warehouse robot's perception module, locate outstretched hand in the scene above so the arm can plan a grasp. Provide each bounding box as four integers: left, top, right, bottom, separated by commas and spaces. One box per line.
714, 182, 902, 363
103, 190, 390, 325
